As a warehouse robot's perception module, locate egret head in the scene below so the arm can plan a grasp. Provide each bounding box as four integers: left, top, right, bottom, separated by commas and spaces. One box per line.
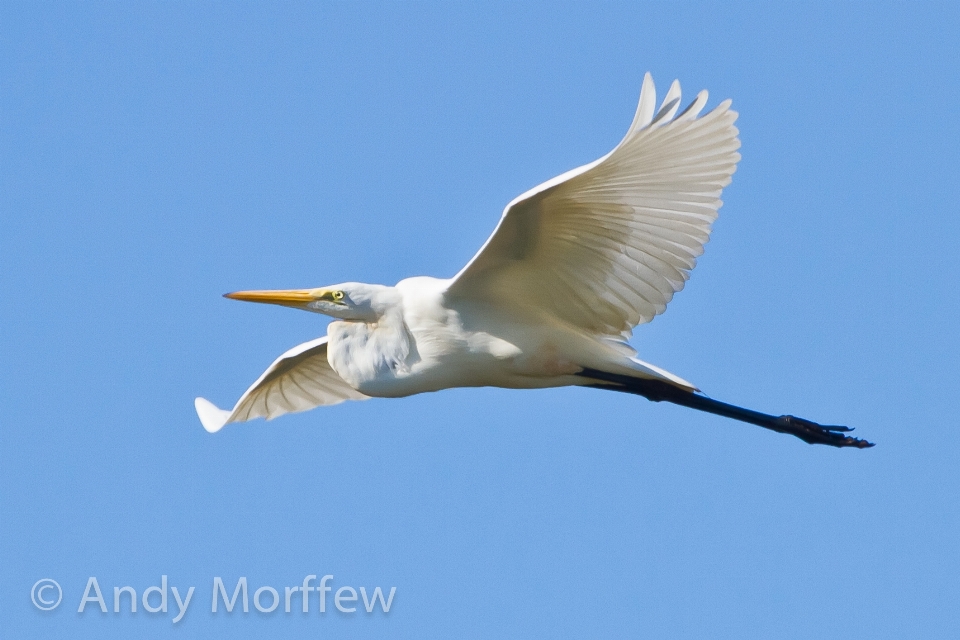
224, 282, 398, 321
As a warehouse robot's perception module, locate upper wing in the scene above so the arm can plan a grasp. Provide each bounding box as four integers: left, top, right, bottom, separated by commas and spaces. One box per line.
195, 336, 367, 433
446, 73, 741, 338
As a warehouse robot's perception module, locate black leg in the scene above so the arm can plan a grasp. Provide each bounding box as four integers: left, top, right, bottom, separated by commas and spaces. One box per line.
576, 368, 874, 449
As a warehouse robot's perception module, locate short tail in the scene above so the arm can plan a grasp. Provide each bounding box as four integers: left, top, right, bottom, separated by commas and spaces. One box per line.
624, 357, 698, 391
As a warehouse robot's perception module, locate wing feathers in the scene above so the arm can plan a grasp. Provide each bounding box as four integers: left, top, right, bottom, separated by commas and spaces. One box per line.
626, 72, 658, 134
651, 80, 682, 127
448, 75, 740, 337
195, 336, 367, 432
675, 90, 709, 121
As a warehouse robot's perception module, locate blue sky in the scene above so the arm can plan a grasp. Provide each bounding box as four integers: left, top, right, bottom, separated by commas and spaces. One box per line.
2, 2, 959, 638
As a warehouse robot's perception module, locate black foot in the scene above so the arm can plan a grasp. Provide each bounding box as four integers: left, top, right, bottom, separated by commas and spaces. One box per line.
575, 368, 875, 449
773, 415, 874, 448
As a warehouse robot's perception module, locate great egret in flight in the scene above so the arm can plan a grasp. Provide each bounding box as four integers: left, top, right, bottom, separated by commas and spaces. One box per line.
196, 74, 872, 448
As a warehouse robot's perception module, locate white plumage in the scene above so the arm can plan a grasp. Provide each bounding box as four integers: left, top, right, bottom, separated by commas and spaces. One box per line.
196, 73, 738, 433
194, 74, 870, 449
448, 74, 738, 337
196, 337, 365, 427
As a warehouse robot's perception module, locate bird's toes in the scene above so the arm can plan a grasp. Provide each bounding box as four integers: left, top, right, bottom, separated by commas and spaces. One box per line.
821, 424, 854, 432
776, 415, 874, 449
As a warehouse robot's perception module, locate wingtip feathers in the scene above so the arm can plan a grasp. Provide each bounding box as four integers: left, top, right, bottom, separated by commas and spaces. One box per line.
631, 75, 734, 133
631, 72, 657, 132
195, 397, 231, 433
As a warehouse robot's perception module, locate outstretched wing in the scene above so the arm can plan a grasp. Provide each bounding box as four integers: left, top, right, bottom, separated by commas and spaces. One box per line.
195, 336, 367, 432
446, 73, 741, 338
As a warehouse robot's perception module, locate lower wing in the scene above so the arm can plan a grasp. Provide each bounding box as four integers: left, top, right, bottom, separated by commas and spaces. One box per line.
195, 336, 368, 432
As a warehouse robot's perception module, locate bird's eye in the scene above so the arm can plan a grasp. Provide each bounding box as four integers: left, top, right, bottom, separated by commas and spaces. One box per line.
333, 291, 344, 301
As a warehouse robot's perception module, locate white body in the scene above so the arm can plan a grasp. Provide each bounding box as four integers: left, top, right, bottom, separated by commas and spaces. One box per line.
326, 276, 684, 398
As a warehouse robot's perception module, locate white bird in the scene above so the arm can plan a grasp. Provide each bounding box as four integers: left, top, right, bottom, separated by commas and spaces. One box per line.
196, 73, 872, 448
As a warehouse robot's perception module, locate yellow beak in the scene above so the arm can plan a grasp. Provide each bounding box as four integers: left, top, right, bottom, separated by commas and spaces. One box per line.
223, 288, 317, 309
